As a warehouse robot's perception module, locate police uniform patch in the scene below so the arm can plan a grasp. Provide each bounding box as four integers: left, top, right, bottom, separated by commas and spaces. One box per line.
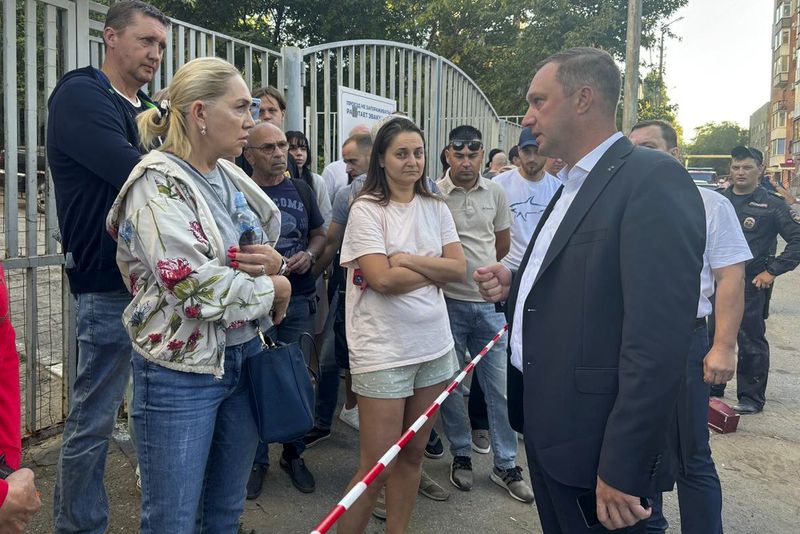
748, 201, 768, 208
791, 209, 800, 224
743, 217, 756, 230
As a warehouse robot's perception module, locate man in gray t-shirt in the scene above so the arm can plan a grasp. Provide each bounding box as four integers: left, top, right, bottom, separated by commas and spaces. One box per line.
330, 174, 367, 226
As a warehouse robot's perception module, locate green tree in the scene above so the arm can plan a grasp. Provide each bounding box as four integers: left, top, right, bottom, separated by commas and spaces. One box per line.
686, 121, 749, 175
147, 0, 688, 115
638, 70, 677, 122
636, 69, 683, 144
398, 0, 689, 115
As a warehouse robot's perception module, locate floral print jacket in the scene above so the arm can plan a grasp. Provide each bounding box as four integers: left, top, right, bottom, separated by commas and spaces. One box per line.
106, 150, 281, 377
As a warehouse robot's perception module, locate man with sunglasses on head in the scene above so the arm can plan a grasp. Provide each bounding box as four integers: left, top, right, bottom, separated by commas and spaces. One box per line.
436, 126, 534, 503
710, 146, 800, 414
46, 2, 170, 532
466, 129, 560, 459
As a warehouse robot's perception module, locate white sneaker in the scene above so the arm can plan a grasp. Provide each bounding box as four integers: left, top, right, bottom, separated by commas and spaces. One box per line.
339, 405, 360, 431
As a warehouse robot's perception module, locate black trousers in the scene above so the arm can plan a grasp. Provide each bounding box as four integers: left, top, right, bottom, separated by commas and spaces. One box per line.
468, 370, 489, 430
709, 283, 771, 407
525, 439, 648, 534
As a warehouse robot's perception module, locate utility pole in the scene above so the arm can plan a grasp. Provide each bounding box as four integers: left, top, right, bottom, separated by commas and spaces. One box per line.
657, 30, 665, 111
622, 0, 643, 134
657, 17, 684, 112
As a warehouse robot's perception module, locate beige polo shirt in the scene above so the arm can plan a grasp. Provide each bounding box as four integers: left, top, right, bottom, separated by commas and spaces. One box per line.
437, 171, 512, 302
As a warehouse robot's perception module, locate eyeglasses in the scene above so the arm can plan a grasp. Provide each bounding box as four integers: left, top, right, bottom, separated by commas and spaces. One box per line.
249, 98, 262, 121
245, 141, 289, 154
450, 139, 483, 152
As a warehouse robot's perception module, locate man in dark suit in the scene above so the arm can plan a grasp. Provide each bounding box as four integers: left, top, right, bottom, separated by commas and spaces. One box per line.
474, 47, 706, 533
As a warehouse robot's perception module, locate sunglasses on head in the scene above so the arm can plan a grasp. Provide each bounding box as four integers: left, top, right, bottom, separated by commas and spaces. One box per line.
450, 139, 483, 152
249, 98, 262, 121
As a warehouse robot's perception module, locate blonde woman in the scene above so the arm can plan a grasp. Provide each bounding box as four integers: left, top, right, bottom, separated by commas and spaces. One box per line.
106, 57, 290, 533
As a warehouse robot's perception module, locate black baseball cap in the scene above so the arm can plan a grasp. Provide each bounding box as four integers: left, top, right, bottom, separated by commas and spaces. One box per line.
518, 128, 538, 149
731, 146, 763, 166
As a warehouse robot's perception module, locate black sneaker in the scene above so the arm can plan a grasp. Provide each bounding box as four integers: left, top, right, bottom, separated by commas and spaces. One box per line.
280, 455, 316, 493
246, 464, 267, 500
425, 429, 444, 459
303, 427, 332, 448
450, 455, 473, 491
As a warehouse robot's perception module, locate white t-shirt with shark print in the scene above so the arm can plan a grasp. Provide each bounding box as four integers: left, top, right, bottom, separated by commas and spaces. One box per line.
494, 169, 562, 271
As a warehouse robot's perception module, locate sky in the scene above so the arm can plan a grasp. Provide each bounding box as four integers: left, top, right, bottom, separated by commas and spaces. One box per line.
658, 0, 773, 142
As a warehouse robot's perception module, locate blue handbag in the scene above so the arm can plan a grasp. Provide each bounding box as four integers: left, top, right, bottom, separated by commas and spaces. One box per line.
246, 332, 316, 444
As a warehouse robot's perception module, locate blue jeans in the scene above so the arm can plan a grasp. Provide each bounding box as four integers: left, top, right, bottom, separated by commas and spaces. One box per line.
439, 298, 517, 470
132, 337, 261, 534
254, 293, 316, 465
648, 324, 722, 534
54, 290, 132, 534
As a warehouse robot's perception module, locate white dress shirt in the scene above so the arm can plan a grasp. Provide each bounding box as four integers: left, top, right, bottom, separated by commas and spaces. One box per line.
510, 132, 624, 372
696, 188, 752, 318
321, 159, 348, 204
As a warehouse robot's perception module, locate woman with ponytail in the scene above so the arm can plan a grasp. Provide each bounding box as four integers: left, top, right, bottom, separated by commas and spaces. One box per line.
106, 56, 290, 533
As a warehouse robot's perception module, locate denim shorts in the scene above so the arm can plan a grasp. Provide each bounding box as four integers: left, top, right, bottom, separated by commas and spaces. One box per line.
351, 348, 458, 399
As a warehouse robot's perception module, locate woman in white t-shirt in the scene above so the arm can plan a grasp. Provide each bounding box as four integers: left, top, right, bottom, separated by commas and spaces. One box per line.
337, 118, 466, 532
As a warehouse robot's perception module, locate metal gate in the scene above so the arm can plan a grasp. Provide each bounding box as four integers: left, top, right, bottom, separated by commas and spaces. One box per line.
283, 40, 523, 178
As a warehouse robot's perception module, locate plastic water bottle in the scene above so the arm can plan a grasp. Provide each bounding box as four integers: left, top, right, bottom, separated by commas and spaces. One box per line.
232, 191, 263, 246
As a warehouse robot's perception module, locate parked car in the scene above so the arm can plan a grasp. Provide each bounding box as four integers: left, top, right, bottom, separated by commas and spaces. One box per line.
688, 168, 719, 190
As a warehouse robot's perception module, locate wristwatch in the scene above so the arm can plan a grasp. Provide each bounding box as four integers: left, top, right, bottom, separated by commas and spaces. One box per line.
278, 257, 289, 276
304, 250, 317, 265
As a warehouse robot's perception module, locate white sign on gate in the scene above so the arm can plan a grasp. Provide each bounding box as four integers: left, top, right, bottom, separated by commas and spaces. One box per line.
337, 86, 397, 159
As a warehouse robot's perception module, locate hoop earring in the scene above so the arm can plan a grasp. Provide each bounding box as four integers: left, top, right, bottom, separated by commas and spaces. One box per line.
200, 126, 207, 136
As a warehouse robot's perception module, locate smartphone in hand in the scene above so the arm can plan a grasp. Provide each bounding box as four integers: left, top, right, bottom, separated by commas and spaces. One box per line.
577, 489, 652, 528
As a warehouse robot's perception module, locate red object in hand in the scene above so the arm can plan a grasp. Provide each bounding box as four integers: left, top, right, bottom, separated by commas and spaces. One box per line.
0, 262, 22, 508
708, 398, 740, 434
352, 269, 366, 290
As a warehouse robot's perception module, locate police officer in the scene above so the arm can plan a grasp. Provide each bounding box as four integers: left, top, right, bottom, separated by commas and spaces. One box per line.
712, 146, 800, 413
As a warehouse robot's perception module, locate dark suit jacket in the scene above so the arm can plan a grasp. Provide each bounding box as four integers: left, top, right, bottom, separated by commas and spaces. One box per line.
506, 137, 705, 497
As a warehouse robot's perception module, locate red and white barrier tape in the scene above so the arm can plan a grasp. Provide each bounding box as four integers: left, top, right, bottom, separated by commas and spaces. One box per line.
309, 324, 509, 534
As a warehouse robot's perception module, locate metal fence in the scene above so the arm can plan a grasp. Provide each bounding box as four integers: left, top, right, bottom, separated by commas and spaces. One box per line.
1, 0, 282, 440
2, 1, 520, 441
283, 40, 523, 178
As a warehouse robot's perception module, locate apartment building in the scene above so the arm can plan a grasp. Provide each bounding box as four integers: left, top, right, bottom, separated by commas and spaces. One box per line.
750, 101, 770, 160
773, 0, 798, 186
